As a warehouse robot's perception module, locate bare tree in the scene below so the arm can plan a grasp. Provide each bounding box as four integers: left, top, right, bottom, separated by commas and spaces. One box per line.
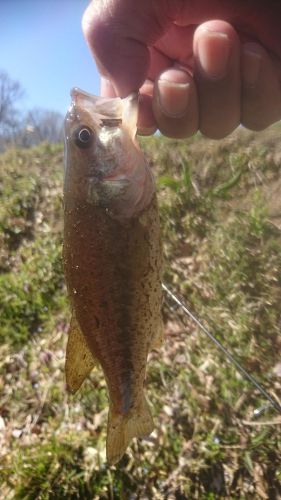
0, 70, 23, 135
0, 70, 64, 149
21, 108, 64, 146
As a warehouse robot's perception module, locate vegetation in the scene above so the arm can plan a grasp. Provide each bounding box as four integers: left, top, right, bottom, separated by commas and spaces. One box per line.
0, 127, 281, 498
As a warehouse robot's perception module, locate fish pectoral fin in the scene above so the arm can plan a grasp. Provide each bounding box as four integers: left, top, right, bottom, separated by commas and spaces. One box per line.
106, 395, 154, 465
150, 321, 164, 351
65, 314, 96, 394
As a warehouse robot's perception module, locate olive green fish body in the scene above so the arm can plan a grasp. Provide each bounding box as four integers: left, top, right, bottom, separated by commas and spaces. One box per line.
63, 89, 162, 464
64, 195, 162, 418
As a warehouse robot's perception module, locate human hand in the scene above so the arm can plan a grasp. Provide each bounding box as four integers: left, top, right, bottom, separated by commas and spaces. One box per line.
82, 0, 281, 139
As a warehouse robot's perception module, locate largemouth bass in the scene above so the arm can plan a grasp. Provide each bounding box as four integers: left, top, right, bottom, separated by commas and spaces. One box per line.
63, 88, 163, 465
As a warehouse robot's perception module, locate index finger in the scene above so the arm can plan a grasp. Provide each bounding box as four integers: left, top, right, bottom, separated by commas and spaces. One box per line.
82, 0, 178, 97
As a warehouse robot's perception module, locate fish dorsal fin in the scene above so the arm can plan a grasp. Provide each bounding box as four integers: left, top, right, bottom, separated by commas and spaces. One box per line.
65, 313, 97, 394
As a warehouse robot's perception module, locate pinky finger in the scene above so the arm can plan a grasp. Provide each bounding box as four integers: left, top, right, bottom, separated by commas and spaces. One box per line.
241, 43, 281, 131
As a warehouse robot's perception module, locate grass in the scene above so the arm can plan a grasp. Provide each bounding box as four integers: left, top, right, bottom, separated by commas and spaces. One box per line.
0, 128, 281, 498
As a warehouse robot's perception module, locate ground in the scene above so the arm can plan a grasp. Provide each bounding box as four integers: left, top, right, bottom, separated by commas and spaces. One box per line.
0, 127, 280, 499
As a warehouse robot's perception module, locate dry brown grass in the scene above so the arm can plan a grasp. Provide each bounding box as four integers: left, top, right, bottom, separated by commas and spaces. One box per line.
0, 127, 281, 498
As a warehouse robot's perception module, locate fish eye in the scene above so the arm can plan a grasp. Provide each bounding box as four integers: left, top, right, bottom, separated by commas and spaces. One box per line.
74, 125, 93, 149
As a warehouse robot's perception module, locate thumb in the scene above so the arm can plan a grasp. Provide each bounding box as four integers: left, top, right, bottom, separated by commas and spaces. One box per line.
82, 0, 175, 97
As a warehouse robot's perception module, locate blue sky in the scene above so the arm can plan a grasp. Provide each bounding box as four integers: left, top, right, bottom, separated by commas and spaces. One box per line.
0, 0, 100, 115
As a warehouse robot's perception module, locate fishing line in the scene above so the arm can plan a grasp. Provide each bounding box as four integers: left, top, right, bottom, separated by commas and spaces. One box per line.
162, 283, 281, 415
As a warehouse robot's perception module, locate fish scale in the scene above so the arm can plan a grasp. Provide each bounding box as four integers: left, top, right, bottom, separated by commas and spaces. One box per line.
63, 89, 163, 464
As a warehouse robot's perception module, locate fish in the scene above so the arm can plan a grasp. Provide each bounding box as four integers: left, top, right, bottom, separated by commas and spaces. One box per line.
63, 88, 163, 465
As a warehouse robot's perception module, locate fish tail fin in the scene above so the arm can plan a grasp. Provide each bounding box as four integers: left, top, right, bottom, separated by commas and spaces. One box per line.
65, 314, 96, 394
106, 394, 154, 465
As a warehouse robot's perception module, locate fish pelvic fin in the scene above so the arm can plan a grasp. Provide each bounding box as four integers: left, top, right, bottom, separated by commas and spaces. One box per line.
65, 314, 96, 394
106, 394, 154, 465
150, 321, 164, 351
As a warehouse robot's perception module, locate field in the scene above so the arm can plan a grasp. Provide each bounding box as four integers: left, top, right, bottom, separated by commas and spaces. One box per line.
0, 127, 281, 499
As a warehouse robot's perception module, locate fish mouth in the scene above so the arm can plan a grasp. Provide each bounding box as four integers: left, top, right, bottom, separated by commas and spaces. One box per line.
66, 88, 139, 130
103, 174, 130, 183
70, 88, 124, 123
85, 173, 129, 185
86, 173, 130, 188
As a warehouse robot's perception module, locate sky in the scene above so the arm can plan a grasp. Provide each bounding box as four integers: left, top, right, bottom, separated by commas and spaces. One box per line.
0, 0, 100, 116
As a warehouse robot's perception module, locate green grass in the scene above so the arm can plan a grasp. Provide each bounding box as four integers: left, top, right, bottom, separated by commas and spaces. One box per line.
0, 128, 281, 498
0, 235, 64, 347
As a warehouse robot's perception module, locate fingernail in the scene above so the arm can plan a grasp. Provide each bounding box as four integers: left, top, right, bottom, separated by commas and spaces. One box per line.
197, 29, 230, 80
158, 75, 190, 118
137, 126, 157, 136
242, 44, 262, 87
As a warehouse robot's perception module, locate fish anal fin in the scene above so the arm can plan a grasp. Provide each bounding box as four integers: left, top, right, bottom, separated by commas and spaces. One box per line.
106, 395, 154, 465
150, 321, 164, 351
65, 314, 96, 394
